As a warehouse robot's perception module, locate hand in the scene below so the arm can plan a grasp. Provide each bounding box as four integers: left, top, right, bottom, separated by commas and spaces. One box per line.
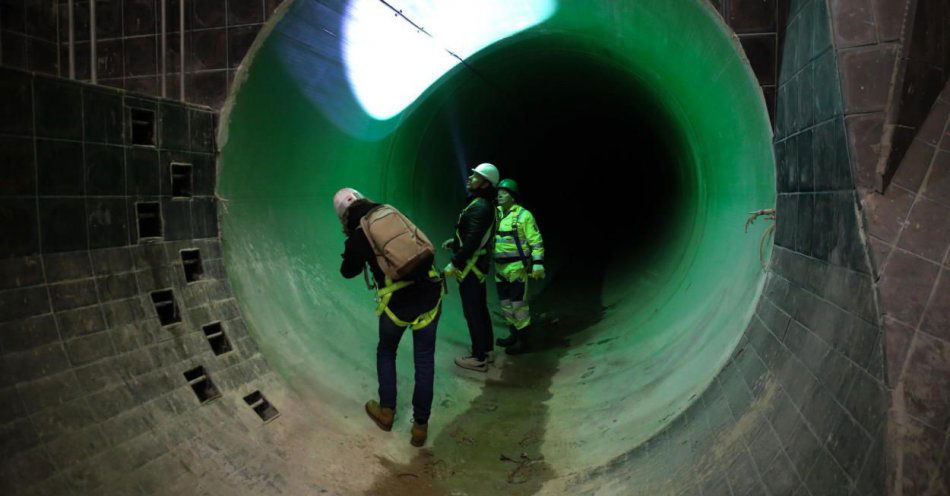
530, 267, 545, 280
443, 263, 458, 277
441, 239, 454, 250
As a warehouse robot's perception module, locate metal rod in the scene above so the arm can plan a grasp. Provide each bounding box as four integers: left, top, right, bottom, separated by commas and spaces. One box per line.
68, 0, 76, 79
179, 0, 185, 101
90, 0, 97, 84
161, 0, 167, 97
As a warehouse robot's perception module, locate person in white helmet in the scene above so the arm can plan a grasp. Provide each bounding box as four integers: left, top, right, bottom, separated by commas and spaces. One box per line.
441, 163, 500, 372
334, 188, 443, 447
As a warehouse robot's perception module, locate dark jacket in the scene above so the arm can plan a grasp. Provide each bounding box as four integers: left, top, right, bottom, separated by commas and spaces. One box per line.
448, 186, 497, 273
340, 201, 442, 322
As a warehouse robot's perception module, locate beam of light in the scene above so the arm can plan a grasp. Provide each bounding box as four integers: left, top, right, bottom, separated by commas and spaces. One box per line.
342, 0, 557, 120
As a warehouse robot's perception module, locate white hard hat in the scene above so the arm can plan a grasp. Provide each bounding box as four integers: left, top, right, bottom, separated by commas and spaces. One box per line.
471, 163, 499, 187
333, 188, 363, 221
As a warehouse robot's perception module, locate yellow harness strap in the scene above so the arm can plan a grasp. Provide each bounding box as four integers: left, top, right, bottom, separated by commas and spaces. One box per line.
375, 269, 444, 330
453, 198, 493, 284
457, 248, 488, 283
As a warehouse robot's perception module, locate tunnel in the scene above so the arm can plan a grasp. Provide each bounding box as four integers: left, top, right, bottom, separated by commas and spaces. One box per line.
11, 0, 945, 493
218, 0, 773, 491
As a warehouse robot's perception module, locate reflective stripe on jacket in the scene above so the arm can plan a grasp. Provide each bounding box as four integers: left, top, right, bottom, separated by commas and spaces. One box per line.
493, 204, 544, 282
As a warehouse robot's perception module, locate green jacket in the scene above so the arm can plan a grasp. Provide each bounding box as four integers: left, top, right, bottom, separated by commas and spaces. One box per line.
493, 204, 544, 281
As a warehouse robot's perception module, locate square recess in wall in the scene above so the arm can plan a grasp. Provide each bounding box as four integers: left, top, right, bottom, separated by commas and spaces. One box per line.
150, 289, 181, 326
180, 248, 203, 282
184, 366, 221, 403
202, 321, 232, 355
129, 107, 156, 146
135, 201, 163, 239
243, 391, 280, 422
171, 163, 193, 197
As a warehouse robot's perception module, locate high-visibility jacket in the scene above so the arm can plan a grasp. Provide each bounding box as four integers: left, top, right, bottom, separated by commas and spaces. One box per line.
493, 204, 544, 282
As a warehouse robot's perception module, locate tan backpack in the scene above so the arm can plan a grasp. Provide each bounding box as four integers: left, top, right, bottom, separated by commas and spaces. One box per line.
360, 205, 435, 281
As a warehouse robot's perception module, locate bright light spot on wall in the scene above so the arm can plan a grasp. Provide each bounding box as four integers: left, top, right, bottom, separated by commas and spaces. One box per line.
343, 0, 556, 120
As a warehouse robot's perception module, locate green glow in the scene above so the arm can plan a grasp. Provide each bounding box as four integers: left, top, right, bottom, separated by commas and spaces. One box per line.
218, 0, 774, 486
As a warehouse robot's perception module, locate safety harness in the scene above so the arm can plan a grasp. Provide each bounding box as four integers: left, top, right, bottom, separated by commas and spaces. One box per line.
496, 208, 530, 269
457, 248, 488, 282
367, 267, 444, 330
453, 198, 495, 283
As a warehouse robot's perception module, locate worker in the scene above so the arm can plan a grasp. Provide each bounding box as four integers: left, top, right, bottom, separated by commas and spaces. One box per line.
336, 188, 443, 447
493, 179, 544, 354
442, 163, 499, 372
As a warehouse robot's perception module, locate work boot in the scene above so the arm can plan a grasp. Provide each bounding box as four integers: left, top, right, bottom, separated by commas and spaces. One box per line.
496, 327, 517, 347
365, 400, 394, 431
454, 354, 488, 372
505, 328, 529, 355
410, 421, 428, 447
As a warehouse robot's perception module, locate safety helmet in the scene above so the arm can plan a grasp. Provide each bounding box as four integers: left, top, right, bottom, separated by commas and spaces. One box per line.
497, 178, 520, 196
471, 163, 500, 187
333, 188, 363, 221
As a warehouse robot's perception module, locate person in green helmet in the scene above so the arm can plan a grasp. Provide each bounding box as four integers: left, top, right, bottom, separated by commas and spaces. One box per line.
493, 178, 545, 354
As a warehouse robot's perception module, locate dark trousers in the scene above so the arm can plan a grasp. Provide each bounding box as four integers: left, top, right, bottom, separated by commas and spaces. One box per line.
459, 274, 493, 360
377, 308, 440, 424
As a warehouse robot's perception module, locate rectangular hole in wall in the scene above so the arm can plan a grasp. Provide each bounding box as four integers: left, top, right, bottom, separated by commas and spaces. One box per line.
129, 108, 156, 146
171, 163, 193, 197
243, 391, 280, 422
184, 366, 221, 403
150, 289, 181, 326
202, 321, 232, 355
180, 248, 203, 282
136, 202, 163, 239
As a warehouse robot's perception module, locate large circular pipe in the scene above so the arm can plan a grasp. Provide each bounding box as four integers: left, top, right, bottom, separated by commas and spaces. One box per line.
218, 0, 774, 491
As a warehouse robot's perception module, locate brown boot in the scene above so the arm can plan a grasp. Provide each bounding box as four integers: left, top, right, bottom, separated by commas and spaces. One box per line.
365, 400, 394, 431
410, 421, 428, 447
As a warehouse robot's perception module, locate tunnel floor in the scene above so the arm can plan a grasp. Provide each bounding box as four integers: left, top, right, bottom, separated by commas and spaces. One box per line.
364, 259, 609, 495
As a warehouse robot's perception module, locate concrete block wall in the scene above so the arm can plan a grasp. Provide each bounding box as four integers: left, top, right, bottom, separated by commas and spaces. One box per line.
828, 0, 949, 191
822, 0, 950, 491
0, 66, 295, 495
51, 0, 284, 108
0, 0, 60, 75
868, 84, 950, 495
708, 0, 786, 126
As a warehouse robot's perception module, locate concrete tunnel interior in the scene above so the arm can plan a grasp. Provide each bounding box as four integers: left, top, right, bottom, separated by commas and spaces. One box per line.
7, 0, 949, 494
217, 0, 773, 489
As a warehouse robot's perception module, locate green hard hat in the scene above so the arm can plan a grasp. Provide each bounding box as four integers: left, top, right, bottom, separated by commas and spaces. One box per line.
498, 178, 520, 195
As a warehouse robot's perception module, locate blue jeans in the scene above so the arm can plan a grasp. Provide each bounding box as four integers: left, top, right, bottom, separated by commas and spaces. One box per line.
376, 307, 440, 424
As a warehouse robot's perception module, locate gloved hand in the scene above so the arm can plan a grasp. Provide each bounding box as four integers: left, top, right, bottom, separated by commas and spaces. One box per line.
443, 263, 458, 277
530, 266, 545, 279
441, 239, 454, 250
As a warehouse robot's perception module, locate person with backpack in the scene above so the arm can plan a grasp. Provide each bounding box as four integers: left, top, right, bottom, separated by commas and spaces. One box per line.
441, 163, 500, 372
335, 188, 444, 447
493, 179, 545, 354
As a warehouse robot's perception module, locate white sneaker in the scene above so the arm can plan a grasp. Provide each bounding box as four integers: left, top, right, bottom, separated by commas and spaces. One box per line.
454, 355, 488, 372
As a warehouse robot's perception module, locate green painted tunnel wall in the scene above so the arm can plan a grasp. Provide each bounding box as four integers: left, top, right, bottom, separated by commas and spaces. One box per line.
217, 0, 775, 480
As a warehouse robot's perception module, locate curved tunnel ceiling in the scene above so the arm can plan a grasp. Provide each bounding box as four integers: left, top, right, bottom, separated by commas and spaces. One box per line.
217, 0, 775, 490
